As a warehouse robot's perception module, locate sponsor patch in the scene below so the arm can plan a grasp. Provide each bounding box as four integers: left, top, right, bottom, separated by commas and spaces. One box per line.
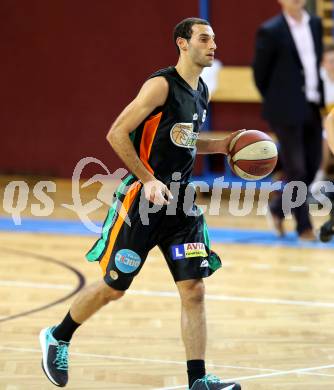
115, 249, 141, 273
193, 113, 198, 121
171, 243, 208, 260
109, 270, 119, 280
170, 123, 199, 148
202, 109, 207, 123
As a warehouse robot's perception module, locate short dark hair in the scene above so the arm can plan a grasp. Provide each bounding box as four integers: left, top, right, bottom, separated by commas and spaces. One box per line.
173, 17, 211, 54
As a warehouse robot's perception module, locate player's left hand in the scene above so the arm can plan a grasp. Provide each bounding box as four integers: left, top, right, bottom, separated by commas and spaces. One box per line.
220, 129, 246, 155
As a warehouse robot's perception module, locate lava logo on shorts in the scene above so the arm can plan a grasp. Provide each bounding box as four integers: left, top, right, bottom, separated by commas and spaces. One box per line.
171, 243, 207, 260
170, 123, 199, 148
115, 249, 141, 273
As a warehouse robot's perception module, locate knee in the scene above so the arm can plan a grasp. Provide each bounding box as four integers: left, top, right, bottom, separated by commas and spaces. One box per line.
179, 280, 205, 307
97, 282, 125, 305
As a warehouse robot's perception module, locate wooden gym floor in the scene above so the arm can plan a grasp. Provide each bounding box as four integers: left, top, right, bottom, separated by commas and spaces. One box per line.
0, 176, 334, 390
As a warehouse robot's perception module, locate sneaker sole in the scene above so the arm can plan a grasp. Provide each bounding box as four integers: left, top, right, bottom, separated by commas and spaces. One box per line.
39, 328, 64, 387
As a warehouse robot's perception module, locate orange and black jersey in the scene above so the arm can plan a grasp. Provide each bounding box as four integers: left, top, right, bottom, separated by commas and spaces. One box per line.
130, 66, 209, 184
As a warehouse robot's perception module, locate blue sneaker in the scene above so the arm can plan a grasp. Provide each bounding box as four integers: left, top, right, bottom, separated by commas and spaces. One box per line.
39, 326, 69, 387
190, 374, 241, 390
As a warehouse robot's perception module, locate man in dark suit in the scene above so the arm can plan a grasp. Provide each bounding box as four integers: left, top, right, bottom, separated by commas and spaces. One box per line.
253, 0, 323, 241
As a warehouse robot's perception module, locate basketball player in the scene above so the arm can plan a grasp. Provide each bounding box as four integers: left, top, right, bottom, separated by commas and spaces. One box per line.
39, 17, 242, 390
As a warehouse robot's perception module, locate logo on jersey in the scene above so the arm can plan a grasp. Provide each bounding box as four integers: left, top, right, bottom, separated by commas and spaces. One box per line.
115, 249, 141, 273
171, 243, 208, 260
170, 123, 199, 148
202, 110, 207, 123
192, 113, 198, 121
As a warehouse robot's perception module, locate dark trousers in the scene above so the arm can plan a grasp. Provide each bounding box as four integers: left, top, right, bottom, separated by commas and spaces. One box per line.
270, 103, 323, 234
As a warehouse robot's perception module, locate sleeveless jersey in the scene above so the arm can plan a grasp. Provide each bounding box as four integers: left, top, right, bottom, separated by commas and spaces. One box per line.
130, 66, 209, 184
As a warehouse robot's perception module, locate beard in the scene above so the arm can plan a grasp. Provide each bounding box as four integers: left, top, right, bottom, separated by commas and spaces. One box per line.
193, 55, 214, 68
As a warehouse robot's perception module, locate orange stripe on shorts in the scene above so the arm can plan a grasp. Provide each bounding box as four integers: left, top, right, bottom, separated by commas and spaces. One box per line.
140, 112, 162, 173
99, 181, 142, 275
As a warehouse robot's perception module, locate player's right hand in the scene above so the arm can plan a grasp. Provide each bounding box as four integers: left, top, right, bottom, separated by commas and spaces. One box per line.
143, 179, 173, 206
224, 129, 246, 154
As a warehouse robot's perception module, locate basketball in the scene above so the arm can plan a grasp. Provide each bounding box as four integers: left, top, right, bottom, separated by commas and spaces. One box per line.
227, 130, 278, 180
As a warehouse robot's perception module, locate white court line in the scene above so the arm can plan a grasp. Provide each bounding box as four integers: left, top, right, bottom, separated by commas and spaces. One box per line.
0, 346, 276, 372
288, 266, 309, 273
154, 363, 334, 390
128, 289, 334, 309
250, 263, 272, 270
2, 345, 334, 384
223, 363, 334, 382
2, 280, 334, 309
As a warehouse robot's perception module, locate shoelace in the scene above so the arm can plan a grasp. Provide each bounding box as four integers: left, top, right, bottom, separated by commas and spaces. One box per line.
190, 374, 226, 390
53, 343, 69, 370
201, 374, 223, 385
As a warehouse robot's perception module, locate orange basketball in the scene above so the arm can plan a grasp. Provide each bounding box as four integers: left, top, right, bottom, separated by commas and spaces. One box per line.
227, 130, 278, 181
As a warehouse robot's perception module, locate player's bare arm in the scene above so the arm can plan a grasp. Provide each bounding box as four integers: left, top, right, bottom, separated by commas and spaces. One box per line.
196, 129, 245, 154
106, 76, 173, 205
196, 93, 245, 155
106, 77, 167, 181
325, 109, 334, 154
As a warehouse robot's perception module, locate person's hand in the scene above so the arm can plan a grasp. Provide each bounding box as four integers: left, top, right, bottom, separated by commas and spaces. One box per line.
143, 179, 173, 206
220, 129, 246, 155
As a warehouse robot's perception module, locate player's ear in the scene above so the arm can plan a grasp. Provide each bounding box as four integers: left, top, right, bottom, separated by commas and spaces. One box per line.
176, 37, 188, 52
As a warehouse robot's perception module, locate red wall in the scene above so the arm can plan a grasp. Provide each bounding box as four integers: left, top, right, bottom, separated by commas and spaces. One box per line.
0, 0, 197, 176
211, 0, 281, 65
0, 0, 280, 177
210, 0, 281, 133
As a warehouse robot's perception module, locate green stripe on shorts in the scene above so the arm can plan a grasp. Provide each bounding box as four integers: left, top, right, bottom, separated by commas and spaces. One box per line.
203, 217, 221, 272
86, 174, 134, 262
203, 217, 211, 249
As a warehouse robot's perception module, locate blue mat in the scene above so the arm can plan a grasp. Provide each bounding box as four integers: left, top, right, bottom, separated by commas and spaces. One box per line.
0, 217, 94, 236
1, 217, 333, 249
209, 228, 334, 249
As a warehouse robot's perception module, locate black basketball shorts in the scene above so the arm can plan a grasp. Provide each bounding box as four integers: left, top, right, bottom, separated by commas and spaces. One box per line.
86, 175, 222, 290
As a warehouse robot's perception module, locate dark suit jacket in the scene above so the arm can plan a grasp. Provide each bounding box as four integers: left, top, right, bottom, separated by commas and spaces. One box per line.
252, 13, 324, 126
